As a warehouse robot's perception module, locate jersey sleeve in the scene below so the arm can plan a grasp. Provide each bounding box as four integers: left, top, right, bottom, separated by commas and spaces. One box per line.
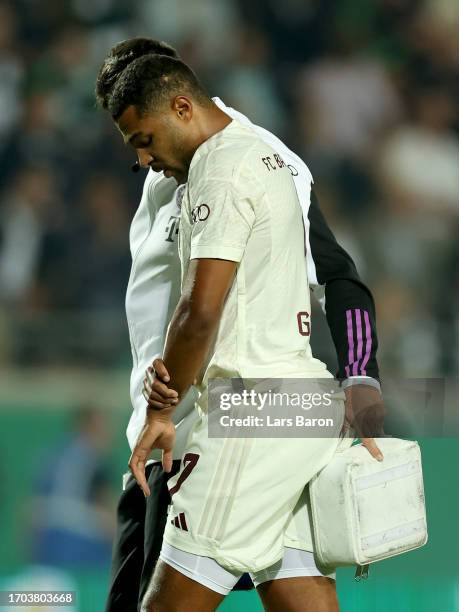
306, 190, 380, 381
189, 179, 256, 263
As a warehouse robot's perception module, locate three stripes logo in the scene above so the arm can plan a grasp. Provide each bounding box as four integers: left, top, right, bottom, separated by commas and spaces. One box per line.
345, 308, 372, 377
170, 512, 188, 532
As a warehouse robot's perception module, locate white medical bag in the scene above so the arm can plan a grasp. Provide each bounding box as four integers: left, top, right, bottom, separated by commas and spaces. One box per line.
309, 438, 428, 576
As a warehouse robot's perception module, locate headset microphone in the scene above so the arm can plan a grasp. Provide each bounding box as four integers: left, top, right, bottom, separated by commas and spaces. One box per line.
131, 161, 140, 173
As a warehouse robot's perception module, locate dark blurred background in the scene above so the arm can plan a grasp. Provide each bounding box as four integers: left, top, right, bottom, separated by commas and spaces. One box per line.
0, 1, 458, 610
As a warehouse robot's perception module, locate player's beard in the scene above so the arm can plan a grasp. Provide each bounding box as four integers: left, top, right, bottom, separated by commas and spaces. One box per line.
164, 119, 193, 184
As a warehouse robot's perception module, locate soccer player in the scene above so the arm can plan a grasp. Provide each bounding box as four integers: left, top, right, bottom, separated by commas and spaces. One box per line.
96, 39, 384, 612
101, 50, 385, 611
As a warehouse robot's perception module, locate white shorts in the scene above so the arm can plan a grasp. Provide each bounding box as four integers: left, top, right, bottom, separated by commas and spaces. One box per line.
163, 393, 352, 572
159, 542, 336, 595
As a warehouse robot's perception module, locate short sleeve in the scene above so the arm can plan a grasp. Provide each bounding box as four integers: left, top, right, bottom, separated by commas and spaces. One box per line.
189, 180, 255, 263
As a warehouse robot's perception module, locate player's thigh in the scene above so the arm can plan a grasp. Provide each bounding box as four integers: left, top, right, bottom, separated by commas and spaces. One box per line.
141, 559, 224, 612
257, 575, 339, 612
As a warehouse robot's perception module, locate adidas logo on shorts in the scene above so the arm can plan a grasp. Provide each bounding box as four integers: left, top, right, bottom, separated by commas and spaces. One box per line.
170, 512, 188, 532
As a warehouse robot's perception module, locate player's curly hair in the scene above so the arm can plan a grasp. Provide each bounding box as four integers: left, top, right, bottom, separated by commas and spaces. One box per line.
95, 37, 179, 110
107, 54, 211, 120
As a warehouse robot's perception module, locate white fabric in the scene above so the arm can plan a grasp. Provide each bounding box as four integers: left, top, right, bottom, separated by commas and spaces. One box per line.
251, 547, 336, 587
125, 98, 321, 450
341, 376, 381, 393
125, 172, 197, 455
211, 97, 319, 290
163, 399, 347, 572
309, 438, 428, 567
160, 542, 240, 595
159, 543, 335, 596
179, 118, 329, 386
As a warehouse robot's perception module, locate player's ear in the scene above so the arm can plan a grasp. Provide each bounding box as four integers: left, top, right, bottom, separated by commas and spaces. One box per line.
172, 96, 192, 122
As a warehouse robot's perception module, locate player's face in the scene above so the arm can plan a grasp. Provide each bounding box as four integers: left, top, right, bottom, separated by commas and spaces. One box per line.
116, 100, 195, 184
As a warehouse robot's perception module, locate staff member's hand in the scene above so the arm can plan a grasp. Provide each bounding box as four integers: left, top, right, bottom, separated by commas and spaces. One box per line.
143, 358, 178, 410
128, 406, 176, 496
343, 384, 386, 462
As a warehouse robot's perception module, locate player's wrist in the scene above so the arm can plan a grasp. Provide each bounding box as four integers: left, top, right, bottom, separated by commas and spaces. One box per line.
146, 404, 175, 420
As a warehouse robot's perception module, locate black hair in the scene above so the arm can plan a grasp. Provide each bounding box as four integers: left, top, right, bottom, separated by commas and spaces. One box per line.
107, 54, 211, 120
95, 37, 179, 110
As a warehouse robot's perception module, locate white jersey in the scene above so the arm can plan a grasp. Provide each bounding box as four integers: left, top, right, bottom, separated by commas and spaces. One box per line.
164, 119, 347, 573
125, 98, 324, 451
125, 172, 196, 455
179, 119, 330, 401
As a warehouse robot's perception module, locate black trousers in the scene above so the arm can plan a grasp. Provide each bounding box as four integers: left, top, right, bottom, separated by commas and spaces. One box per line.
105, 461, 253, 612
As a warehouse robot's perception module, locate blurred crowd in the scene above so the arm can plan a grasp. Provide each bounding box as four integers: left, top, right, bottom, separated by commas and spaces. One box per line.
1, 0, 458, 376
29, 406, 116, 569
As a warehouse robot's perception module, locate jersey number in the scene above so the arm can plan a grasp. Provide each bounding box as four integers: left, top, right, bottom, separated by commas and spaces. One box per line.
169, 452, 200, 497
297, 311, 310, 336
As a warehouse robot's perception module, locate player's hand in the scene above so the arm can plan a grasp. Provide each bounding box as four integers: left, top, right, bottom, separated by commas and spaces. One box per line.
128, 408, 176, 496
143, 358, 179, 410
343, 384, 386, 462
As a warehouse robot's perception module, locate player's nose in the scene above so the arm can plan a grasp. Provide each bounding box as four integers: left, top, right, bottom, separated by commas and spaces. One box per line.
137, 150, 154, 169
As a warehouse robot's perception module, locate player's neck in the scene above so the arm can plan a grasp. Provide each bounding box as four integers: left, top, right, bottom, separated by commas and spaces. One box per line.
192, 104, 232, 152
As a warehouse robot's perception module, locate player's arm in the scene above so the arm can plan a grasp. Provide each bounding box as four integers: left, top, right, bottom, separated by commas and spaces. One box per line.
159, 175, 255, 403
131, 170, 256, 492
130, 257, 236, 493
160, 257, 236, 399
307, 190, 384, 457
142, 258, 235, 409
307, 190, 379, 383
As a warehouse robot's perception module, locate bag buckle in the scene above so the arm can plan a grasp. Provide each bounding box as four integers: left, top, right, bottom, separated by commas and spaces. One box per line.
354, 564, 370, 581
